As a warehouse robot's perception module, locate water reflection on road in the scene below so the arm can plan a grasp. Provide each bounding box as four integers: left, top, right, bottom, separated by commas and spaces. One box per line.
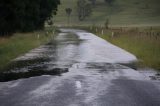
0, 29, 160, 106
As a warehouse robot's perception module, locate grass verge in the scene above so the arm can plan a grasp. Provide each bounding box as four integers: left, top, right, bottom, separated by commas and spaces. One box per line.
0, 27, 55, 71
92, 27, 160, 71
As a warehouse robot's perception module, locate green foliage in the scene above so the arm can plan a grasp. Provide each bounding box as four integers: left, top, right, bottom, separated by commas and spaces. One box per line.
0, 0, 60, 36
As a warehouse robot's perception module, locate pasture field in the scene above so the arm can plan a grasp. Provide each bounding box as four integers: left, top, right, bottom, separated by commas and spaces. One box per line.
54, 0, 160, 26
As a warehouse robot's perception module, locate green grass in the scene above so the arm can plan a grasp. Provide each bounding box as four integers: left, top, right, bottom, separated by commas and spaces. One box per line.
93, 27, 160, 70
54, 0, 160, 26
0, 28, 55, 71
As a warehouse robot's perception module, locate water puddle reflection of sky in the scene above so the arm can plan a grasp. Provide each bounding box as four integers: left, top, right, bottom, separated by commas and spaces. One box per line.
0, 28, 159, 82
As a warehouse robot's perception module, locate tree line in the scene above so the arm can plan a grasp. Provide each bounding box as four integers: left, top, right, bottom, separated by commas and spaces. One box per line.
77, 0, 114, 21
0, 0, 60, 36
77, 0, 93, 21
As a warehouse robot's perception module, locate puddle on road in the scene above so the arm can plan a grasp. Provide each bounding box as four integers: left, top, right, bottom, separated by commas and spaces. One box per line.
0, 59, 136, 82
0, 57, 68, 82
119, 62, 138, 70
0, 68, 68, 82
0, 57, 159, 82
72, 62, 129, 71
0, 30, 159, 82
138, 68, 160, 80
0, 32, 82, 82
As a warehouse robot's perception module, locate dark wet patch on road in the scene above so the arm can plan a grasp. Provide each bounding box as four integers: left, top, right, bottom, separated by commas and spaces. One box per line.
118, 62, 160, 81
0, 57, 68, 82
5, 58, 51, 70
72, 62, 129, 72
0, 60, 132, 82
1, 59, 159, 82
149, 73, 160, 80
0, 68, 68, 82
119, 62, 138, 70
85, 62, 128, 69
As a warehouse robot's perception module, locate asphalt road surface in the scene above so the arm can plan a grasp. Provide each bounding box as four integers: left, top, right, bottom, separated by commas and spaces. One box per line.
0, 29, 160, 106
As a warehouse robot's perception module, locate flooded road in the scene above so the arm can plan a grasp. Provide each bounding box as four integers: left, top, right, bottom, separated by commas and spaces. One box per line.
0, 29, 160, 106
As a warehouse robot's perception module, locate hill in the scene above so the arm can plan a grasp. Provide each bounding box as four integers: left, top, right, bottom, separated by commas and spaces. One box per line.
54, 0, 160, 27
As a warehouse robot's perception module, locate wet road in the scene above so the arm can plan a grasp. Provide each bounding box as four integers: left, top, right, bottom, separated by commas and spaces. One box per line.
0, 29, 160, 106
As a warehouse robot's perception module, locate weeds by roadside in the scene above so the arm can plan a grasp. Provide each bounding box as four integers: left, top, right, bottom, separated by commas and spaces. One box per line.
93, 26, 160, 71
0, 27, 56, 71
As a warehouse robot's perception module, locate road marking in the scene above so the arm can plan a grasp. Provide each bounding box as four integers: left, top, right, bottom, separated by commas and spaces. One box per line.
76, 81, 82, 89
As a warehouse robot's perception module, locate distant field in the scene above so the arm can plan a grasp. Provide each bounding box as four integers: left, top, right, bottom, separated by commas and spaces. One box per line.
54, 0, 160, 26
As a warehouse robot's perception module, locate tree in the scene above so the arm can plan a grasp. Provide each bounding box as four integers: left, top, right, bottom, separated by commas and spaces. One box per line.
0, 0, 17, 35
77, 0, 86, 21
77, 0, 92, 21
85, 3, 92, 17
88, 0, 96, 6
0, 0, 60, 36
65, 8, 72, 25
104, 0, 114, 4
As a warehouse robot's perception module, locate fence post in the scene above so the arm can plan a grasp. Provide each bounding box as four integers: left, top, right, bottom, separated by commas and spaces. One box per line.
101, 29, 104, 35
37, 34, 40, 39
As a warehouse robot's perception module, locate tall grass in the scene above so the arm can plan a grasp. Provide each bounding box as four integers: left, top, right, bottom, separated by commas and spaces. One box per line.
0, 28, 55, 71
